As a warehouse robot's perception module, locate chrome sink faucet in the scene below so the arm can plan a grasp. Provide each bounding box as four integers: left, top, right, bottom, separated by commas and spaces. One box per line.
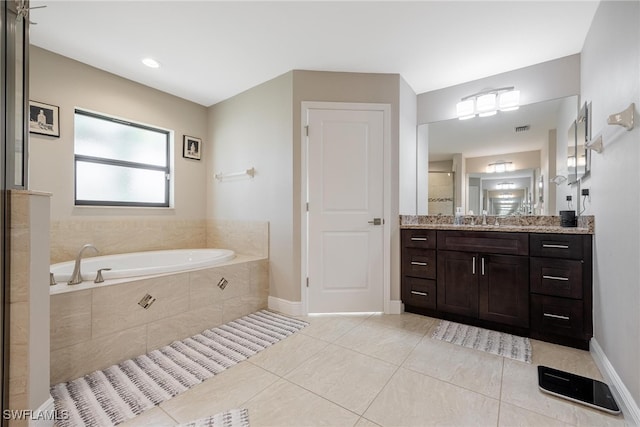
68, 244, 98, 285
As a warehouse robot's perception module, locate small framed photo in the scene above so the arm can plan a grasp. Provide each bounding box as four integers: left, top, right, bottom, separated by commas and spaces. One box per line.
29, 100, 60, 137
183, 135, 202, 160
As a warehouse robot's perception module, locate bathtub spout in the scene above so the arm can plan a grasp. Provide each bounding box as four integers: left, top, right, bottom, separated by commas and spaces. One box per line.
68, 244, 99, 285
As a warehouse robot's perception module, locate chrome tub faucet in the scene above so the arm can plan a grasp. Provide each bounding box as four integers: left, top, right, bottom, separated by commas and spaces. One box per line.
68, 244, 99, 285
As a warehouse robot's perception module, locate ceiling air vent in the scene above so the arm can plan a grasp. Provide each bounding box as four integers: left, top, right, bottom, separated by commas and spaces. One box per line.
515, 125, 530, 133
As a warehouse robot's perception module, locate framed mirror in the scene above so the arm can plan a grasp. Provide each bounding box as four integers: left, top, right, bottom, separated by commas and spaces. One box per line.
468, 169, 535, 216
567, 120, 578, 184
577, 102, 591, 179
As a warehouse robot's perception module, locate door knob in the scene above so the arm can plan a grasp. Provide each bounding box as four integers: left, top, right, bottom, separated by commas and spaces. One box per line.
368, 218, 383, 225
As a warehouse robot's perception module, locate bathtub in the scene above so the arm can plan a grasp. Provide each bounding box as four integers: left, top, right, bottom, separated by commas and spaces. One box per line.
50, 248, 236, 283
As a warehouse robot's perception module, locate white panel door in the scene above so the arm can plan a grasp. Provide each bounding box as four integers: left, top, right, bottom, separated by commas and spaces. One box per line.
307, 108, 384, 313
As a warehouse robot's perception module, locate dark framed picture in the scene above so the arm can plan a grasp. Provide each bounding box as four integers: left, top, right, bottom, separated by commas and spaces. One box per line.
183, 135, 202, 160
29, 100, 60, 137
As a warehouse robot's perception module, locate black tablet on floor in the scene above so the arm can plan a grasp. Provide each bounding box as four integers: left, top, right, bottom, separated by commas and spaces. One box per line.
538, 365, 620, 415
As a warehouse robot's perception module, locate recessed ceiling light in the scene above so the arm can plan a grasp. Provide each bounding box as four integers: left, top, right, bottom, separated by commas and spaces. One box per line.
142, 58, 160, 69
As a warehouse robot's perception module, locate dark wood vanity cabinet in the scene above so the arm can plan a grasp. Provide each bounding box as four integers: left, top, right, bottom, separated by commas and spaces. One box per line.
401, 229, 437, 310
401, 229, 593, 349
436, 231, 529, 328
529, 233, 593, 349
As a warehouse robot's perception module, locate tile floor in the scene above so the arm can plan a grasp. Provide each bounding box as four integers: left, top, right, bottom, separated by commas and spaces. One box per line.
120, 312, 626, 427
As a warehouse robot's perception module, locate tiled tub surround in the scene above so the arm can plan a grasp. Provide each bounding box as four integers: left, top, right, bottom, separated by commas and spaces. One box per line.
400, 215, 594, 234
50, 255, 269, 384
50, 218, 268, 263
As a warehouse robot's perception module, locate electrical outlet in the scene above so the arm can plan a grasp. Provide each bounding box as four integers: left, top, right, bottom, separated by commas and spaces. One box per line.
581, 188, 590, 196
566, 195, 572, 201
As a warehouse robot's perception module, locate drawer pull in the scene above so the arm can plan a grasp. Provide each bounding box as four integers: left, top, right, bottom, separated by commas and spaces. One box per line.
411, 290, 428, 297
411, 237, 428, 241
411, 261, 428, 266
542, 244, 570, 249
472, 256, 476, 275
543, 275, 569, 281
543, 313, 570, 321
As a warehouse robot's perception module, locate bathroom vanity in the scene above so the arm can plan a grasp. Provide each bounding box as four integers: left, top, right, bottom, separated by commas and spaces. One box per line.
401, 216, 594, 350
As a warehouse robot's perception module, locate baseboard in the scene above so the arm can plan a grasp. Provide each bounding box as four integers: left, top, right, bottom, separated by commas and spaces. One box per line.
29, 395, 55, 427
591, 338, 640, 426
268, 296, 303, 316
387, 299, 403, 314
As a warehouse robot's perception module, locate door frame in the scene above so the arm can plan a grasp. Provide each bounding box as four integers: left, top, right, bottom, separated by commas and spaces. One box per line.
300, 101, 391, 315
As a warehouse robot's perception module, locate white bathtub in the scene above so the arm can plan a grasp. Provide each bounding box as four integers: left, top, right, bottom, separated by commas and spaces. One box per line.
50, 248, 235, 283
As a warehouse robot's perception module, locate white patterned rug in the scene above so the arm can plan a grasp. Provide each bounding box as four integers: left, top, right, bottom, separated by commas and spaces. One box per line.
432, 320, 532, 363
178, 408, 250, 427
51, 311, 307, 427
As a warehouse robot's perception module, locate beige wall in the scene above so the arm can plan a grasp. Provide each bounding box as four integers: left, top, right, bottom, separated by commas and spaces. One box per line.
417, 54, 581, 124
30, 47, 209, 258
292, 71, 402, 302
578, 0, 640, 412
207, 72, 293, 301
209, 70, 405, 303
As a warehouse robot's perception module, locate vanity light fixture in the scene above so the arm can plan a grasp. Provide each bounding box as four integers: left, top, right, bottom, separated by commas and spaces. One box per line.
456, 87, 520, 120
486, 161, 514, 173
142, 57, 160, 69
496, 182, 515, 190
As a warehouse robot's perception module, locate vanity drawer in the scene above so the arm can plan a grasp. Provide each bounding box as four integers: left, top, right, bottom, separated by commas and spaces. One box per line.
530, 257, 583, 299
402, 277, 436, 310
402, 229, 436, 249
531, 295, 584, 338
437, 230, 528, 256
402, 248, 436, 279
530, 234, 584, 260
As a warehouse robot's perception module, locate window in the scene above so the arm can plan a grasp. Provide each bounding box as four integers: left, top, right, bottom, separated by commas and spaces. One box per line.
74, 110, 171, 207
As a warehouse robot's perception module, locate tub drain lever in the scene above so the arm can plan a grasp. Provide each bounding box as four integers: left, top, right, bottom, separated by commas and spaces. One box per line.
95, 268, 112, 283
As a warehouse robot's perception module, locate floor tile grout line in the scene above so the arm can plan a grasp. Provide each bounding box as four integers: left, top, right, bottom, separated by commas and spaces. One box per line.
158, 406, 179, 424
358, 363, 403, 423
496, 357, 505, 427
400, 364, 503, 402
246, 334, 331, 379
276, 375, 366, 420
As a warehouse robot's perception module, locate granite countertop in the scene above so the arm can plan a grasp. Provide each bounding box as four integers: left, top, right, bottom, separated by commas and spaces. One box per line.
400, 215, 594, 235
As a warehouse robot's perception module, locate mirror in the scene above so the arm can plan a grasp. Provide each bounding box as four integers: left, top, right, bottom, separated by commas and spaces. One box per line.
426, 95, 579, 215
577, 102, 591, 180
568, 102, 590, 184
567, 120, 578, 184
468, 169, 535, 215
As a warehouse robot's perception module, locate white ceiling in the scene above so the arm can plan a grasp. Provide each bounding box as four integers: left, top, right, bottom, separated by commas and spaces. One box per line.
29, 1, 600, 107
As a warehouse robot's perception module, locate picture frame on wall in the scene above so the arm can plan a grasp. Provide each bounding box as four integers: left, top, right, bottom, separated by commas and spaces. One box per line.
29, 100, 60, 137
183, 135, 202, 160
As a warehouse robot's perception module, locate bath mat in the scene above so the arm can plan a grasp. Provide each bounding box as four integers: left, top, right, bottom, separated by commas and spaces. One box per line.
432, 320, 532, 363
178, 408, 250, 427
51, 311, 307, 427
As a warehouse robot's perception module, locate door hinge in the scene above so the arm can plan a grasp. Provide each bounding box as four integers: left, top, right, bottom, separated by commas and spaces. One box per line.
306, 277, 309, 287
305, 125, 309, 136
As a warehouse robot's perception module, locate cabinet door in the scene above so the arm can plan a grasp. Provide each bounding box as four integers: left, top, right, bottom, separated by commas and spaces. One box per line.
479, 254, 529, 327
437, 251, 478, 317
